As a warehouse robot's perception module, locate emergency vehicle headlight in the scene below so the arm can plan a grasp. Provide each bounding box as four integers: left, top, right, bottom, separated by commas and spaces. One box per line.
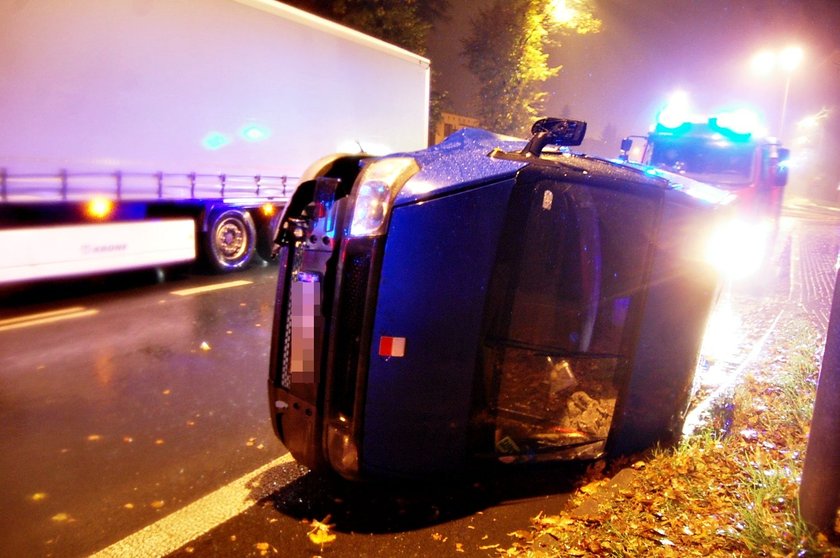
705, 218, 772, 279
349, 157, 419, 237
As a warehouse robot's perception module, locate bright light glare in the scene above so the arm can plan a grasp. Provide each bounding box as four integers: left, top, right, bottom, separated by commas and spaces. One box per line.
657, 90, 693, 128
699, 297, 742, 384
779, 46, 804, 72
751, 46, 804, 75
239, 124, 271, 142
202, 132, 231, 151
548, 0, 576, 23
715, 108, 762, 136
750, 50, 776, 75
85, 197, 114, 219
260, 203, 276, 217
705, 219, 772, 279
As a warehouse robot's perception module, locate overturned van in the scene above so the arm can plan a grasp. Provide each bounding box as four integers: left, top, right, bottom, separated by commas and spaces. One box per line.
268, 119, 732, 481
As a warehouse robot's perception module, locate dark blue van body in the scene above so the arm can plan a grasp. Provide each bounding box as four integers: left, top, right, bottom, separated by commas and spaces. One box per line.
268, 124, 730, 481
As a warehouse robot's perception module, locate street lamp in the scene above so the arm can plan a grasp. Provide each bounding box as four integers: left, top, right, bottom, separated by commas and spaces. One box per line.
750, 46, 804, 139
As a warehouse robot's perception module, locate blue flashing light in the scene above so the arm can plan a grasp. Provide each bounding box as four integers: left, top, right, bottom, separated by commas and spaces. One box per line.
654, 121, 694, 136
202, 131, 231, 150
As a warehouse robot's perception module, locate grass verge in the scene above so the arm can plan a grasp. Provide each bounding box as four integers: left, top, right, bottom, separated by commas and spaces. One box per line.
499, 316, 840, 557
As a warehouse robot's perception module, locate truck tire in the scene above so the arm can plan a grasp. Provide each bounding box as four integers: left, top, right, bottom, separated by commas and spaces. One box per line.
204, 209, 256, 272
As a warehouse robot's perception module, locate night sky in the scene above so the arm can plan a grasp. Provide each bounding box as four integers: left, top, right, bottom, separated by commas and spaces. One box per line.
428, 0, 840, 153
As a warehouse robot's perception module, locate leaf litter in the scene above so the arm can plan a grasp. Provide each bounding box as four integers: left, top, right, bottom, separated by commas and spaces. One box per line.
497, 316, 840, 557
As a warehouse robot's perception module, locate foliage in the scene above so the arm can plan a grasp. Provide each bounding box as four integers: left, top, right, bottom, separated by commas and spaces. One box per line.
499, 317, 840, 557
462, 0, 601, 136
282, 0, 448, 56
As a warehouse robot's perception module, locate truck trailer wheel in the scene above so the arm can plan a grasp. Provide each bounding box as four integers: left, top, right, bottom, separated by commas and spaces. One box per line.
204, 209, 257, 272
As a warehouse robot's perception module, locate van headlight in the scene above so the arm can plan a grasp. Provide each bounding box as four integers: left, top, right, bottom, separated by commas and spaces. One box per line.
349, 157, 419, 237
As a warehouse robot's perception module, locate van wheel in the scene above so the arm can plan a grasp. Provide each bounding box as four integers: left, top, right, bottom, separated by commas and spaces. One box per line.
204, 209, 256, 272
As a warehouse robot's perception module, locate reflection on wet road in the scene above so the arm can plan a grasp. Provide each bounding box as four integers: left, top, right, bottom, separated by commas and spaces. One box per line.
687, 212, 839, 434
0, 266, 285, 557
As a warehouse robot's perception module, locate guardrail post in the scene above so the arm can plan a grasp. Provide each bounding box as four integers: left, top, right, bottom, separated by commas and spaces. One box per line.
800, 266, 840, 538
60, 169, 68, 200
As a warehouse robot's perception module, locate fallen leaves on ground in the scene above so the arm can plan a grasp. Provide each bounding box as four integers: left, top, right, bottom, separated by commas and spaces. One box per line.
254, 541, 276, 556
498, 316, 840, 557
308, 515, 337, 547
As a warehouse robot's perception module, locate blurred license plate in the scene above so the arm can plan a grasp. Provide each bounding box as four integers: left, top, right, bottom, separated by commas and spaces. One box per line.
290, 272, 320, 382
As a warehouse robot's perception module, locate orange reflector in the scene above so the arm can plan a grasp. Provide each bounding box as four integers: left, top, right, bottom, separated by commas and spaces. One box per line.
378, 336, 406, 358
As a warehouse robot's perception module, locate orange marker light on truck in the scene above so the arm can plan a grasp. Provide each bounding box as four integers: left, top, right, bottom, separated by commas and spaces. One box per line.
260, 203, 276, 217
84, 197, 114, 220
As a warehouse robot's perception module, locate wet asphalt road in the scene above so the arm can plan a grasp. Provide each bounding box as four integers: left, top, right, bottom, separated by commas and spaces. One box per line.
0, 204, 837, 558
0, 264, 285, 557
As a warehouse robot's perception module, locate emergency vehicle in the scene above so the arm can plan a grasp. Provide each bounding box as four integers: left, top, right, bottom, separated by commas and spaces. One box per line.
620, 109, 792, 279
268, 118, 732, 481
620, 112, 789, 223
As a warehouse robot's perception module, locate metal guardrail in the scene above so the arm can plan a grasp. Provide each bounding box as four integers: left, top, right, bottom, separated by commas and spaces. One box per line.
0, 169, 299, 203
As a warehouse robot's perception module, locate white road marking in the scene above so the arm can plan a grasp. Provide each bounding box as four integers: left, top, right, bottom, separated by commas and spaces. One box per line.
90, 453, 296, 558
0, 306, 99, 332
170, 279, 253, 297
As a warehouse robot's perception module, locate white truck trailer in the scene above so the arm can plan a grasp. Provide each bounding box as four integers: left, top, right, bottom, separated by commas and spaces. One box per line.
0, 0, 430, 284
